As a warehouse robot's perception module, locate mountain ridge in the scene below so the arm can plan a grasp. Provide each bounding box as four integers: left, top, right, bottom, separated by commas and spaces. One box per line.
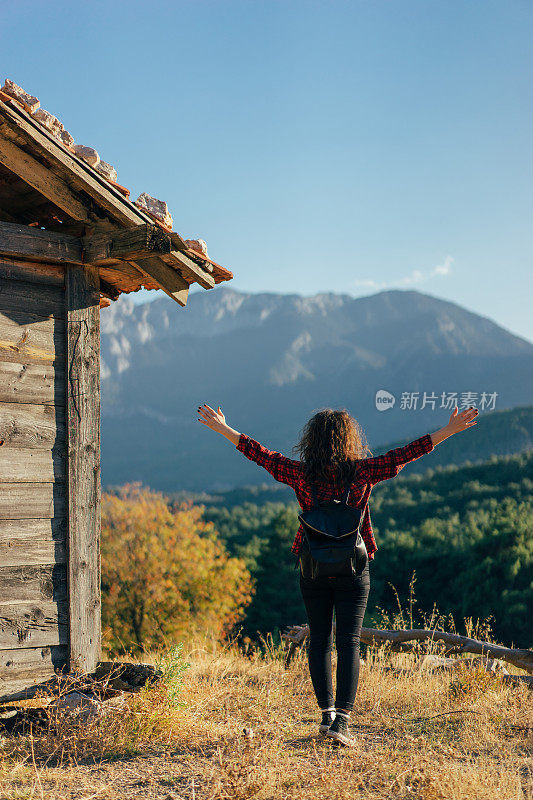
100, 287, 533, 491
101, 286, 532, 377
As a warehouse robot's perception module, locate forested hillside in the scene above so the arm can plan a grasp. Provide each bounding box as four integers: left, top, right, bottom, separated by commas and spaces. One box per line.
197, 451, 533, 648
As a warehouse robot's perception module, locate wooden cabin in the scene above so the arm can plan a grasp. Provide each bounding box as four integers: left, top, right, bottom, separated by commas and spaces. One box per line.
0, 84, 233, 701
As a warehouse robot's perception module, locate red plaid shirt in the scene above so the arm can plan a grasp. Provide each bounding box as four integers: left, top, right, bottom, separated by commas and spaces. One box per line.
236, 432, 435, 559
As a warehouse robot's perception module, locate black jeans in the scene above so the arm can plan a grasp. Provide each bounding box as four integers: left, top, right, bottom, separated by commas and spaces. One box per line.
299, 564, 370, 712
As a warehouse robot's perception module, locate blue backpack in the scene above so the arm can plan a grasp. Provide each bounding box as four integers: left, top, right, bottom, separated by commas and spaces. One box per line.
297, 481, 368, 580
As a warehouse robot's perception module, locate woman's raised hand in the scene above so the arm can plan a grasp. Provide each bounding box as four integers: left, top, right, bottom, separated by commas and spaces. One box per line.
446, 406, 478, 435
197, 403, 227, 432
197, 403, 241, 446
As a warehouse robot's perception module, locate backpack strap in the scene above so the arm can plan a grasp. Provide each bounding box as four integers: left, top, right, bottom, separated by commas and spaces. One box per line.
341, 479, 352, 505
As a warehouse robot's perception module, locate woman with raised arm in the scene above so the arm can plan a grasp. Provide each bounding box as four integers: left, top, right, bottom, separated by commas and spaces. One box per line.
196, 403, 478, 746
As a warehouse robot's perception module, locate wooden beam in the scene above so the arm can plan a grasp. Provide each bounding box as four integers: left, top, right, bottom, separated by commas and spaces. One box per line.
0, 647, 67, 691
134, 256, 189, 307
84, 225, 212, 298
0, 643, 68, 703
0, 99, 153, 228
65, 264, 101, 674
99, 262, 152, 292
0, 220, 83, 264
99, 277, 121, 301
0, 256, 65, 287
168, 231, 187, 252
0, 134, 93, 223
0, 224, 140, 303
0, 538, 66, 568
162, 250, 215, 290
83, 223, 172, 265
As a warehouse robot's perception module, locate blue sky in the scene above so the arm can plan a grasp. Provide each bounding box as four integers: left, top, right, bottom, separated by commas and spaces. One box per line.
3, 0, 532, 341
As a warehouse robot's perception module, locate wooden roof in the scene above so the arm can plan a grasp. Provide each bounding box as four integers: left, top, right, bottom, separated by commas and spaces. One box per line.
0, 90, 233, 306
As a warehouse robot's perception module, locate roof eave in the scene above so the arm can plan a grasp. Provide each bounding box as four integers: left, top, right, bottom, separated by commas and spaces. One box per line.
0, 95, 232, 300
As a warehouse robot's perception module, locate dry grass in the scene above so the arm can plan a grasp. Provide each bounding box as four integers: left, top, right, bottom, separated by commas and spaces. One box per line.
0, 636, 531, 800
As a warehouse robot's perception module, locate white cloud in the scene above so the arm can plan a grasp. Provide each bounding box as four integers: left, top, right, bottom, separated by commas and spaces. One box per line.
434, 255, 454, 276
397, 269, 424, 285
353, 255, 454, 292
352, 278, 384, 289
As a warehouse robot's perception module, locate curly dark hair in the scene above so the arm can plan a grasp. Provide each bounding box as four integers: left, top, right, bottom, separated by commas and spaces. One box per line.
292, 408, 372, 485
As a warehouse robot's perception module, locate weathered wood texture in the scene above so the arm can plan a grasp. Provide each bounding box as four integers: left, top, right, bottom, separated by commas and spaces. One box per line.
161, 250, 215, 290
83, 223, 181, 264
0, 362, 63, 405
66, 263, 101, 673
0, 483, 66, 519
0, 643, 68, 702
1, 446, 65, 482
0, 220, 82, 264
0, 277, 65, 320
98, 262, 160, 293
0, 602, 68, 649
0, 261, 68, 699
0, 518, 66, 567
0, 224, 205, 306
135, 256, 189, 306
0, 276, 66, 516
0, 133, 92, 223
0, 402, 65, 449
0, 257, 65, 287
0, 315, 63, 367
0, 564, 67, 603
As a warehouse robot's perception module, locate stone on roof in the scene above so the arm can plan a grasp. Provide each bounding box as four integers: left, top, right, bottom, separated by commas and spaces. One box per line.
60, 129, 75, 148
32, 108, 63, 137
134, 192, 173, 230
185, 238, 208, 257
73, 145, 100, 167
95, 160, 118, 182
29, 105, 75, 150
1, 79, 40, 113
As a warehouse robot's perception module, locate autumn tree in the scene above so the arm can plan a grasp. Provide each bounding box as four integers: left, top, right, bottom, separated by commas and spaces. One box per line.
101, 484, 253, 653
242, 507, 307, 640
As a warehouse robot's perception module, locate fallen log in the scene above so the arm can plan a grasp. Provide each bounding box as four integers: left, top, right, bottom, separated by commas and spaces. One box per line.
282, 624, 533, 675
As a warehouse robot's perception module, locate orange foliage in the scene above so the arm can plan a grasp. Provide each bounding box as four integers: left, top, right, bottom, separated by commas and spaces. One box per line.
101, 484, 253, 653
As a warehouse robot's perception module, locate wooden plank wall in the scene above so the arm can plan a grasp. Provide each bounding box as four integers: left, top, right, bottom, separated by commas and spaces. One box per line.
0, 258, 68, 701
